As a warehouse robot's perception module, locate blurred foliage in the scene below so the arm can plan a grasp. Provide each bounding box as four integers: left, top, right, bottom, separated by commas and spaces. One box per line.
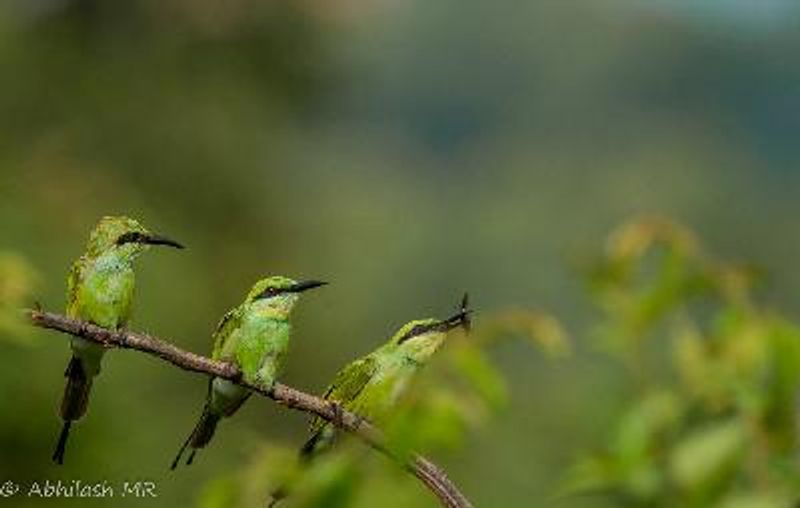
199, 312, 564, 508
474, 308, 571, 358
198, 217, 800, 507
560, 218, 800, 507
0, 252, 39, 343
3, 1, 800, 507
198, 444, 364, 508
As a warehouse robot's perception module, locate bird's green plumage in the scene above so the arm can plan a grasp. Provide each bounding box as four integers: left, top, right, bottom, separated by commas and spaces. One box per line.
305, 312, 468, 456
67, 249, 137, 369
172, 275, 325, 469
206, 301, 291, 416
273, 320, 452, 505
54, 216, 182, 464
211, 276, 305, 386
270, 297, 469, 507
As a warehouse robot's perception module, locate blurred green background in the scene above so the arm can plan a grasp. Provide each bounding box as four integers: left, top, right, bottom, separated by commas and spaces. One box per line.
2, 1, 800, 506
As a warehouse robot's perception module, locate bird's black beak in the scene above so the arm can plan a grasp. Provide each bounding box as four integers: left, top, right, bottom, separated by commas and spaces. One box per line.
141, 234, 184, 249
287, 280, 328, 293
439, 292, 472, 333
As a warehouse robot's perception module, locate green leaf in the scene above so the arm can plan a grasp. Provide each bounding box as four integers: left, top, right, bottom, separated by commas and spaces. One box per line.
719, 491, 794, 508
554, 456, 619, 499
0, 252, 39, 344
669, 419, 746, 493
385, 388, 470, 455
450, 344, 508, 410
475, 309, 570, 357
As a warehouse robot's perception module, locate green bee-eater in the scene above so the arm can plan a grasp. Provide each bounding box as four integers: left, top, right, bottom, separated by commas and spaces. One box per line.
171, 276, 327, 469
301, 293, 470, 458
268, 295, 471, 506
53, 216, 183, 464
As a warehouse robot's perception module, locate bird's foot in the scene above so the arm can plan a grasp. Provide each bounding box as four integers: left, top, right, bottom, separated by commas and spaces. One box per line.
330, 401, 345, 427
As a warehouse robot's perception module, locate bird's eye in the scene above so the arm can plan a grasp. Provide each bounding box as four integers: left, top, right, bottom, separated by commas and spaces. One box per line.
258, 286, 282, 299
398, 324, 431, 344
115, 232, 142, 246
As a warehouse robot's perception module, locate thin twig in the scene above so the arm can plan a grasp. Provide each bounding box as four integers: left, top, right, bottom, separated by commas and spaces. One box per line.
26, 309, 473, 508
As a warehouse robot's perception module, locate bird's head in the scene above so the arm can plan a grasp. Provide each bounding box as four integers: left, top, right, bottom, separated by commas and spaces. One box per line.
86, 215, 184, 260
390, 293, 471, 363
246, 276, 327, 319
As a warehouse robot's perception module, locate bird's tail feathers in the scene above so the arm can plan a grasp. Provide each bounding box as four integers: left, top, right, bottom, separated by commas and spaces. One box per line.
51, 420, 72, 465
53, 356, 93, 464
299, 430, 325, 461
171, 406, 220, 470
60, 356, 93, 421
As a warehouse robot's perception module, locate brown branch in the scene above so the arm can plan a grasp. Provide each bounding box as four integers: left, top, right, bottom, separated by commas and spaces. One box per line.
26, 309, 473, 508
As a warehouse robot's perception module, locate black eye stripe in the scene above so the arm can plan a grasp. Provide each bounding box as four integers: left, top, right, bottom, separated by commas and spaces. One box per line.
257, 286, 287, 299
397, 323, 436, 344
115, 232, 144, 245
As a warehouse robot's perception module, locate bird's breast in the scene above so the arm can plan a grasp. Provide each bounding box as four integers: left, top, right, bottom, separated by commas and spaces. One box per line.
234, 318, 290, 382
70, 260, 136, 329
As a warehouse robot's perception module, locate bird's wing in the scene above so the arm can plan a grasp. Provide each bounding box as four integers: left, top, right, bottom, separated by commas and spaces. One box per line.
211, 306, 244, 361
309, 355, 377, 434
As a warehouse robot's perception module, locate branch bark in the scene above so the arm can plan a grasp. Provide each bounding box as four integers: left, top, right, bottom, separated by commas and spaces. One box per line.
27, 309, 473, 508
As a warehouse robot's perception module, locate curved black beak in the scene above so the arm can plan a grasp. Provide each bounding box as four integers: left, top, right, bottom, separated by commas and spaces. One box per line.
439, 292, 472, 333
141, 234, 184, 249
287, 280, 328, 293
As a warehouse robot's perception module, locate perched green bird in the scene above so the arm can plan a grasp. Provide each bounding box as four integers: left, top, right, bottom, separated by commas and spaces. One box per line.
171, 276, 327, 469
269, 294, 471, 506
303, 293, 470, 455
54, 216, 183, 464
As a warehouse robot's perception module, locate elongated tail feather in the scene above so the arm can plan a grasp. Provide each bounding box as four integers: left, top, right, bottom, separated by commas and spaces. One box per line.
299, 429, 325, 461
60, 356, 92, 420
52, 420, 72, 465
53, 356, 93, 464
171, 406, 220, 470
301, 424, 337, 462
190, 407, 220, 449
